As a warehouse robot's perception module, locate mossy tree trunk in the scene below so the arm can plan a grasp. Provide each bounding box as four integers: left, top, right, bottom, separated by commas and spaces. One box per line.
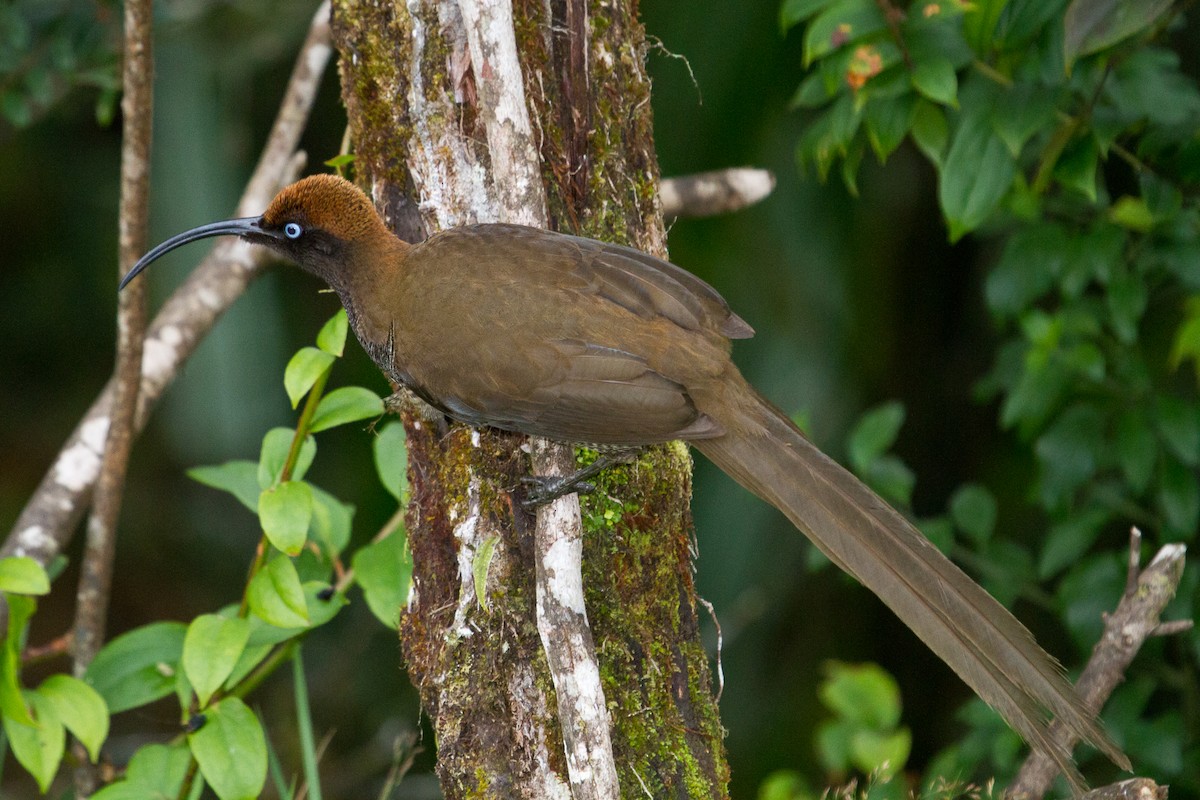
332, 1, 728, 796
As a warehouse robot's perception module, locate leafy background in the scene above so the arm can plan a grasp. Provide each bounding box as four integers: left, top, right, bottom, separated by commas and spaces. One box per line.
1, 0, 1196, 797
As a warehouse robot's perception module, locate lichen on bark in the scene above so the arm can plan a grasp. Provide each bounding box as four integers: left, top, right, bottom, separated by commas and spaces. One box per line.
332, 0, 729, 795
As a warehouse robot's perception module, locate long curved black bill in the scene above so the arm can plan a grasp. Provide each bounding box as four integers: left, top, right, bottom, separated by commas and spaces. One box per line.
118, 216, 265, 291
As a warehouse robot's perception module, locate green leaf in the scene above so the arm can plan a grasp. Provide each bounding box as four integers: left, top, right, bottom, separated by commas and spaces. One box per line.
223, 643, 274, 694
1109, 196, 1155, 231
918, 516, 954, 555
847, 402, 905, 474
91, 743, 190, 800
309, 484, 355, 557
316, 309, 349, 356
991, 83, 1057, 158
1000, 357, 1069, 436
0, 557, 50, 595
35, 675, 108, 762
977, 539, 1036, 607
797, 92, 863, 182
258, 427, 316, 488
1104, 271, 1146, 345
758, 770, 811, 800
910, 99, 948, 166
791, 69, 839, 109
245, 583, 347, 647
781, 0, 839, 30
258, 481, 314, 556
353, 529, 412, 627
1159, 455, 1200, 537
1059, 555, 1123, 647
1054, 135, 1099, 201
984, 224, 1066, 317
1035, 404, 1104, 508
309, 386, 384, 433
850, 727, 911, 776
473, 535, 500, 611
323, 153, 356, 169
0, 594, 35, 726
1155, 396, 1200, 466
188, 461, 261, 513
962, 0, 1009, 53
948, 483, 997, 545
247, 556, 310, 628
1169, 297, 1200, 380
940, 108, 1017, 241
1039, 509, 1110, 579
993, 0, 1062, 50
819, 662, 902, 729
911, 58, 957, 106
373, 421, 409, 503
4, 690, 64, 792
189, 697, 267, 800
284, 347, 335, 409
803, 0, 887, 66
1064, 0, 1172, 65
85, 622, 186, 714
816, 718, 855, 772
183, 615, 251, 708
864, 94, 914, 162
862, 455, 915, 506
1115, 410, 1158, 492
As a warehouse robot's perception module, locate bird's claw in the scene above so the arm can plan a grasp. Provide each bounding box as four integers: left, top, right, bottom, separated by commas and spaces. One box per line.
519, 475, 597, 509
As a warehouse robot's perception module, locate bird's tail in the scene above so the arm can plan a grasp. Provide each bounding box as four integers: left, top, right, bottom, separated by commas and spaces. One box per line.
693, 375, 1128, 791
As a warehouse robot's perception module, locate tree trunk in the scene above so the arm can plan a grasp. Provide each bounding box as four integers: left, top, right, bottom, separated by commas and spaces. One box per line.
332, 0, 729, 797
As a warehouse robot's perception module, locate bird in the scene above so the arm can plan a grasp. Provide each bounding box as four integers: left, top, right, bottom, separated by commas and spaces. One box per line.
121, 173, 1128, 790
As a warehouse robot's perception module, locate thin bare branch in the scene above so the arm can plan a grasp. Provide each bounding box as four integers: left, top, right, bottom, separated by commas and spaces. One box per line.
660, 168, 776, 219
71, 0, 152, 789
1008, 534, 1189, 799
1081, 778, 1167, 800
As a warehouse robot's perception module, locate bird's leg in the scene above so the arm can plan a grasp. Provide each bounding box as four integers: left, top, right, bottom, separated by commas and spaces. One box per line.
520, 448, 643, 509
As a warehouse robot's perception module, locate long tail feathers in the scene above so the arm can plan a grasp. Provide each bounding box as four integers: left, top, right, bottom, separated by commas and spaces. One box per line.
694, 379, 1129, 792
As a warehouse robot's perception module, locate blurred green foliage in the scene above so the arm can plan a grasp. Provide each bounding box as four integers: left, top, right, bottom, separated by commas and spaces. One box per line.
780, 0, 1199, 794
0, 0, 120, 128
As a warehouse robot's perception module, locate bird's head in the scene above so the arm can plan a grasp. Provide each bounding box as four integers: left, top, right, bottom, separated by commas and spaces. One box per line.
119, 174, 391, 291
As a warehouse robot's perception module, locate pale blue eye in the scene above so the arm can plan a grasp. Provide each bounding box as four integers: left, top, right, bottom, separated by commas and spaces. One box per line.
284, 222, 303, 239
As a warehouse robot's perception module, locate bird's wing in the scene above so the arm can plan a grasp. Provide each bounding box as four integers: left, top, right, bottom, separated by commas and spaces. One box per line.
433, 225, 753, 340
558, 232, 755, 340
436, 338, 722, 446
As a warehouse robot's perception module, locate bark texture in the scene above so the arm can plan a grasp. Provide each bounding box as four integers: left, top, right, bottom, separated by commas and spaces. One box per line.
332, 0, 728, 796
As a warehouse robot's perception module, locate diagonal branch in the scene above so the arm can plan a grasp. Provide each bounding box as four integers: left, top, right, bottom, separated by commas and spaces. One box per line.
2, 2, 332, 578
1008, 530, 1189, 800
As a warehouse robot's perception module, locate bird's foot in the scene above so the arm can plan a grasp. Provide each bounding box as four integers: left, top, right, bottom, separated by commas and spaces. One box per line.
520, 474, 598, 508
519, 449, 642, 510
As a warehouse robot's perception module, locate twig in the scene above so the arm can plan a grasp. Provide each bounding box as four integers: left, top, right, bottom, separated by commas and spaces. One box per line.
1007, 530, 1189, 800
455, 0, 619, 797
74, 0, 151, 668
1, 1, 332, 581
72, 0, 152, 791
697, 597, 724, 703
1080, 778, 1167, 800
660, 168, 776, 219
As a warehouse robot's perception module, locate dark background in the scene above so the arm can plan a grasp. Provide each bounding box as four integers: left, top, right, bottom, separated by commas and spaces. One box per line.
0, 1, 1095, 797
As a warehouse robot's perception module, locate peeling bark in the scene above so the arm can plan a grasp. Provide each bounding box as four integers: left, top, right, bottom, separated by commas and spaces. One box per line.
333, 0, 728, 796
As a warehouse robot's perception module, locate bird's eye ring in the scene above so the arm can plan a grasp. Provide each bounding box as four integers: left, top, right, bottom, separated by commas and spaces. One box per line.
284, 222, 303, 240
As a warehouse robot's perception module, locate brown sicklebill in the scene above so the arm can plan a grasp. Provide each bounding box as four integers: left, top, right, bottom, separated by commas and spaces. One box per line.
121, 174, 1129, 789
